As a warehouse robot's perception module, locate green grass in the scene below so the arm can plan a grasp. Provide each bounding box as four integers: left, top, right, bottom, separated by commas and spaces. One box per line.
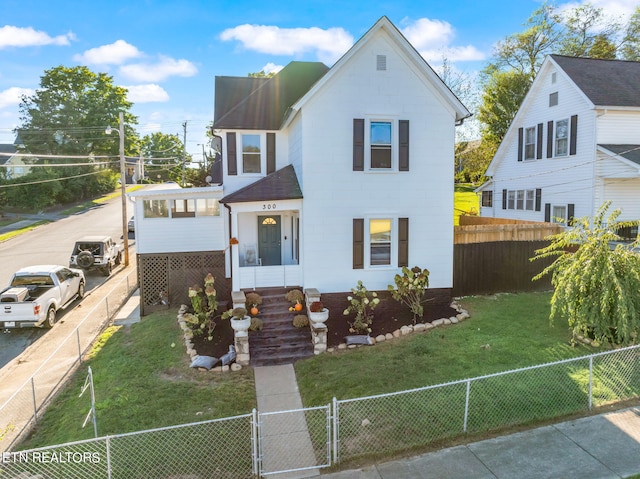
0, 220, 50, 242
59, 185, 144, 215
454, 183, 479, 225
19, 310, 256, 449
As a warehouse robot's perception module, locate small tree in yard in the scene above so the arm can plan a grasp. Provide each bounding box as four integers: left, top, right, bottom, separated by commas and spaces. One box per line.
388, 266, 430, 324
532, 202, 640, 345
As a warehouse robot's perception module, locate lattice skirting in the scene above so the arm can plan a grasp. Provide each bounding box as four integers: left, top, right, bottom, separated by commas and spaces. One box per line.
138, 251, 230, 316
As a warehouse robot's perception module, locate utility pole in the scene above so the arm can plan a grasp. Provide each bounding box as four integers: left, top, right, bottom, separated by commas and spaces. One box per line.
181, 121, 187, 187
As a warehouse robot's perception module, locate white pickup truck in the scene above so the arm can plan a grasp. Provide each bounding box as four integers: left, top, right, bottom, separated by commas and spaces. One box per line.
0, 265, 86, 329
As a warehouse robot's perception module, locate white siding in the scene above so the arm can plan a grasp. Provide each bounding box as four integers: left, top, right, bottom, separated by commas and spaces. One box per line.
486, 61, 598, 221
597, 111, 640, 144
602, 178, 640, 221
297, 33, 456, 292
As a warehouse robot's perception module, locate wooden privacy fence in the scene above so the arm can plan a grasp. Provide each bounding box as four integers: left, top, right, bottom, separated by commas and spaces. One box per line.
455, 217, 563, 244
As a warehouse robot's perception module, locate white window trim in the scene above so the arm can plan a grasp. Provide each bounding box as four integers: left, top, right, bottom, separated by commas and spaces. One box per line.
551, 205, 567, 224
524, 126, 536, 161
364, 116, 399, 172
238, 132, 264, 176
364, 216, 397, 269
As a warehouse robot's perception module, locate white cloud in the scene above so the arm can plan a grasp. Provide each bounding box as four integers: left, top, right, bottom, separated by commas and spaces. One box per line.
558, 0, 638, 19
400, 18, 486, 64
220, 24, 353, 64
73, 40, 142, 65
123, 84, 169, 103
0, 26, 74, 49
0, 87, 33, 109
119, 55, 198, 82
262, 62, 284, 75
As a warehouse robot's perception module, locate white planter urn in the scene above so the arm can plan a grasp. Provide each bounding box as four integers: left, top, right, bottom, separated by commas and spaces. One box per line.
230, 316, 252, 337
308, 308, 329, 325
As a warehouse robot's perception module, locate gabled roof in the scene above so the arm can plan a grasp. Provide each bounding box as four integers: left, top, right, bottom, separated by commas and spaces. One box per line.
213, 62, 330, 130
0, 143, 17, 166
551, 55, 640, 108
286, 16, 471, 126
599, 144, 640, 166
220, 165, 302, 204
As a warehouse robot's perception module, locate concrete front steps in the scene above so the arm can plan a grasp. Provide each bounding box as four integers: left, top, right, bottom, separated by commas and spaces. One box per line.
247, 287, 314, 367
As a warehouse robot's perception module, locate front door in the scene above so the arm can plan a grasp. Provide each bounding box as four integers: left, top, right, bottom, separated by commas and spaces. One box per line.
258, 215, 281, 266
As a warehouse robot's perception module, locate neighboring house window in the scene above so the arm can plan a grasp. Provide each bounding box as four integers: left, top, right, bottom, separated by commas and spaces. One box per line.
172, 199, 196, 218
555, 119, 569, 156
549, 92, 558, 106
481, 191, 493, 207
551, 205, 567, 224
242, 134, 261, 173
370, 218, 392, 266
370, 121, 392, 169
616, 225, 638, 241
516, 190, 524, 210
524, 126, 536, 160
507, 190, 515, 209
525, 190, 535, 211
197, 198, 220, 216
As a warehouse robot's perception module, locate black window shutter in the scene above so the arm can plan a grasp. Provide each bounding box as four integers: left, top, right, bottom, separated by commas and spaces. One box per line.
226, 132, 237, 176
535, 188, 542, 211
567, 203, 575, 225
398, 218, 409, 267
517, 128, 523, 161
544, 203, 551, 222
353, 119, 364, 171
536, 123, 543, 159
353, 219, 364, 269
399, 120, 409, 171
266, 133, 276, 175
570, 115, 578, 155
546, 121, 553, 158
502, 189, 507, 210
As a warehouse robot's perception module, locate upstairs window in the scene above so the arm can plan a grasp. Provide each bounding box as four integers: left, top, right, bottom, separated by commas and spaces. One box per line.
555, 119, 569, 157
370, 121, 392, 169
524, 127, 536, 160
481, 190, 493, 207
242, 134, 261, 173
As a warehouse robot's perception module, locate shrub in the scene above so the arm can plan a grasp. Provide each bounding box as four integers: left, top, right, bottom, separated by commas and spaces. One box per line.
246, 292, 262, 307
185, 273, 218, 340
250, 317, 263, 331
388, 266, 431, 323
285, 289, 304, 304
293, 315, 309, 328
343, 280, 379, 334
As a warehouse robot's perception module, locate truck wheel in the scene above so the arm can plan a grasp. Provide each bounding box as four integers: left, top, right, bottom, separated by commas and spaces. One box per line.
44, 306, 56, 328
77, 281, 86, 299
77, 250, 94, 269
103, 262, 112, 276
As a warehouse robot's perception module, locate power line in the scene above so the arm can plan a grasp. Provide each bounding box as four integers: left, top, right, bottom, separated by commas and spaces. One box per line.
0, 170, 110, 189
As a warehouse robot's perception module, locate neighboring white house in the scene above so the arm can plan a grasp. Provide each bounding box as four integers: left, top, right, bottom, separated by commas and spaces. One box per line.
0, 137, 32, 179
478, 55, 640, 234
131, 16, 470, 307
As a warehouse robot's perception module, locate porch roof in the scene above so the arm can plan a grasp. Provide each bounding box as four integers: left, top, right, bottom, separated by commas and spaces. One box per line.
220, 164, 303, 204
599, 144, 640, 166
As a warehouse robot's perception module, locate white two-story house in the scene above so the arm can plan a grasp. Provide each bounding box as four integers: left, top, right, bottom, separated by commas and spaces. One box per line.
131, 16, 470, 312
478, 55, 640, 236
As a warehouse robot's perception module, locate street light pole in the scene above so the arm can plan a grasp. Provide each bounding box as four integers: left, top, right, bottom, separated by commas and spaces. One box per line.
106, 111, 129, 267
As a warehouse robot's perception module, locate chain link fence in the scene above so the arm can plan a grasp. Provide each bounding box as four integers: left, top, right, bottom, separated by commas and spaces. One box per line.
0, 269, 138, 453
334, 345, 640, 463
1, 344, 638, 477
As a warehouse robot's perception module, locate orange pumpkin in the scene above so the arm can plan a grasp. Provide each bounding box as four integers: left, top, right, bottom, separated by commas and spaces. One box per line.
294, 302, 303, 312
250, 306, 259, 316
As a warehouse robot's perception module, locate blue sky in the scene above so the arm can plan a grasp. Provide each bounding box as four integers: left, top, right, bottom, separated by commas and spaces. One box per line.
0, 0, 637, 160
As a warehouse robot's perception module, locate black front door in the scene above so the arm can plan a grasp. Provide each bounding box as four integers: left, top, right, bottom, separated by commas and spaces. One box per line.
258, 215, 281, 266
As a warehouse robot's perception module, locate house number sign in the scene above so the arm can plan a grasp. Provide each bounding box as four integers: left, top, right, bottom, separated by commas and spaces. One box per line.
262, 203, 277, 210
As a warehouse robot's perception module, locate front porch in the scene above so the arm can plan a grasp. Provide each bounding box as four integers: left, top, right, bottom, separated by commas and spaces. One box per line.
238, 264, 302, 290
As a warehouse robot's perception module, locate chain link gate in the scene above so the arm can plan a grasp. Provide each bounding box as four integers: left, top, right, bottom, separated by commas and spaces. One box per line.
257, 405, 332, 476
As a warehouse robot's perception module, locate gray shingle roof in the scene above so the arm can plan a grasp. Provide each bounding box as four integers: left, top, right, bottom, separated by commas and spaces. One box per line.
599, 144, 640, 166
212, 62, 329, 130
0, 143, 17, 166
552, 54, 640, 107
220, 165, 302, 204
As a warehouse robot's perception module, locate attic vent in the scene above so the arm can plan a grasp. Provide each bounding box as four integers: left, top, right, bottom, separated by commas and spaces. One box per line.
376, 55, 387, 71
549, 92, 558, 107
551, 72, 557, 84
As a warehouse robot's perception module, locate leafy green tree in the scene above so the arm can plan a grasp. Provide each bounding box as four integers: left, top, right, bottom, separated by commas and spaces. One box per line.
557, 3, 619, 59
140, 132, 184, 183
13, 66, 137, 207
532, 202, 640, 345
621, 7, 640, 61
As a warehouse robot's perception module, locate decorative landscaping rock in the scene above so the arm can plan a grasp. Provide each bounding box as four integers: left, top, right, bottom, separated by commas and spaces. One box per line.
400, 325, 412, 335
376, 334, 386, 343
385, 333, 393, 340
231, 363, 243, 371
432, 318, 445, 327
414, 323, 426, 332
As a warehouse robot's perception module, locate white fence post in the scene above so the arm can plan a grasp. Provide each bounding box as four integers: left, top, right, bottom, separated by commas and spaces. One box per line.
251, 408, 259, 476
464, 379, 471, 432
332, 397, 339, 464
588, 356, 593, 410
